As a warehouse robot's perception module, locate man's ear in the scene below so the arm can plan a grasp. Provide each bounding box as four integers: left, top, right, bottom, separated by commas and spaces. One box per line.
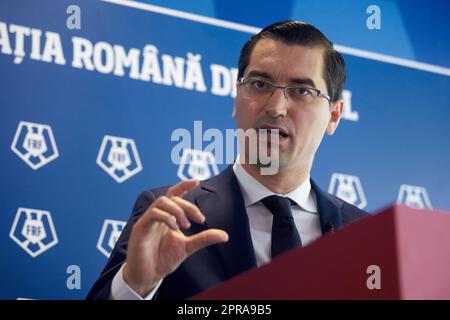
326, 100, 344, 135
232, 82, 239, 119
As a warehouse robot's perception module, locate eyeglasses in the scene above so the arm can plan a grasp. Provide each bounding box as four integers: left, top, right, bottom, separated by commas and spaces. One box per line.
237, 76, 331, 106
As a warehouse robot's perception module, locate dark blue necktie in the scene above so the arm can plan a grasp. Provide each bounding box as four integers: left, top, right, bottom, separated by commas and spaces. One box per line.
261, 195, 302, 258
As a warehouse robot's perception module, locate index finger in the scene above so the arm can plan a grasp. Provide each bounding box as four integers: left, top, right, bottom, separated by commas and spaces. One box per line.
167, 179, 199, 198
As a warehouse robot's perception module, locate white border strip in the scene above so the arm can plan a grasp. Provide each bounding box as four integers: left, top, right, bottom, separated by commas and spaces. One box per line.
102, 0, 261, 34
334, 45, 450, 76
101, 0, 450, 77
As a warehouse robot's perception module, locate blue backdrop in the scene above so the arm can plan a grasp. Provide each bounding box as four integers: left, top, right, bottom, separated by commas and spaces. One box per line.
1, 0, 449, 299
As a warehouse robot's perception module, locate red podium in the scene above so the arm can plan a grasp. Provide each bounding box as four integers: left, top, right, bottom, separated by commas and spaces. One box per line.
192, 204, 450, 299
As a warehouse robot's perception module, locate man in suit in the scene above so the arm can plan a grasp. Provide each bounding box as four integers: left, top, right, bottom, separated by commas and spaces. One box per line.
87, 20, 369, 300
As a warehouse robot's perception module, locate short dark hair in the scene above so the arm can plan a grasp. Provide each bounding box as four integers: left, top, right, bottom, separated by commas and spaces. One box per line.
237, 20, 346, 101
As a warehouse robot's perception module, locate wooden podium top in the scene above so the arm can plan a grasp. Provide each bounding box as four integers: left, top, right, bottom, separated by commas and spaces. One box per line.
192, 205, 450, 300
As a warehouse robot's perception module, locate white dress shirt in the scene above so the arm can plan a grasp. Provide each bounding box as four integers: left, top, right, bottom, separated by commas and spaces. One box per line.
111, 160, 321, 299
232, 160, 321, 267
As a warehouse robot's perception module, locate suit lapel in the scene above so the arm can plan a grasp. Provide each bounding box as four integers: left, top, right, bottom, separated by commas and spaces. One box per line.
193, 171, 343, 280
195, 166, 257, 279
310, 179, 344, 233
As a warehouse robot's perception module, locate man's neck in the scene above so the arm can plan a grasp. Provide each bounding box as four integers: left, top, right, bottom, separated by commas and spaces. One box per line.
240, 162, 310, 195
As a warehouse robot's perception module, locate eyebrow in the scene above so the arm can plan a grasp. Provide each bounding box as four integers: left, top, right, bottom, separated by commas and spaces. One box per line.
246, 70, 318, 88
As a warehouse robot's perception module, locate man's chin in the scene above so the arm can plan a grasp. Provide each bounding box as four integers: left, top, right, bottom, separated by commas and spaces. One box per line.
257, 150, 288, 166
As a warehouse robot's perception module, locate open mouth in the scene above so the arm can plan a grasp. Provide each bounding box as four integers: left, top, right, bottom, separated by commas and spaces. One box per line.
258, 125, 290, 138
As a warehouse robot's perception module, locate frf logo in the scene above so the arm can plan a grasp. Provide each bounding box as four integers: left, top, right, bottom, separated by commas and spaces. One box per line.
97, 219, 126, 258
11, 121, 59, 170
328, 173, 367, 209
96, 135, 142, 183
9, 208, 59, 257
397, 184, 433, 210
177, 148, 219, 181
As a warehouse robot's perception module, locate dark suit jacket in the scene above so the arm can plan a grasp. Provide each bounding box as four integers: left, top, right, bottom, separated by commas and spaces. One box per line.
86, 166, 369, 300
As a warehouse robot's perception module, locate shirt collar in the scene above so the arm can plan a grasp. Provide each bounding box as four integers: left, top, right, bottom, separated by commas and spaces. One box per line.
232, 157, 317, 213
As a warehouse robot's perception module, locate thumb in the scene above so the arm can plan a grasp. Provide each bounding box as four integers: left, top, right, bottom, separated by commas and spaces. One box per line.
185, 229, 229, 257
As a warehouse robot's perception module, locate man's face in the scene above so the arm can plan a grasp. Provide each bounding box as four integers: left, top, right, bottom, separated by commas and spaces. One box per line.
233, 38, 343, 173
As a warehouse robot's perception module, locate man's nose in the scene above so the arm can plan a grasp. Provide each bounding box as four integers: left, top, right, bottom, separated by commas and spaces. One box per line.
264, 87, 288, 118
